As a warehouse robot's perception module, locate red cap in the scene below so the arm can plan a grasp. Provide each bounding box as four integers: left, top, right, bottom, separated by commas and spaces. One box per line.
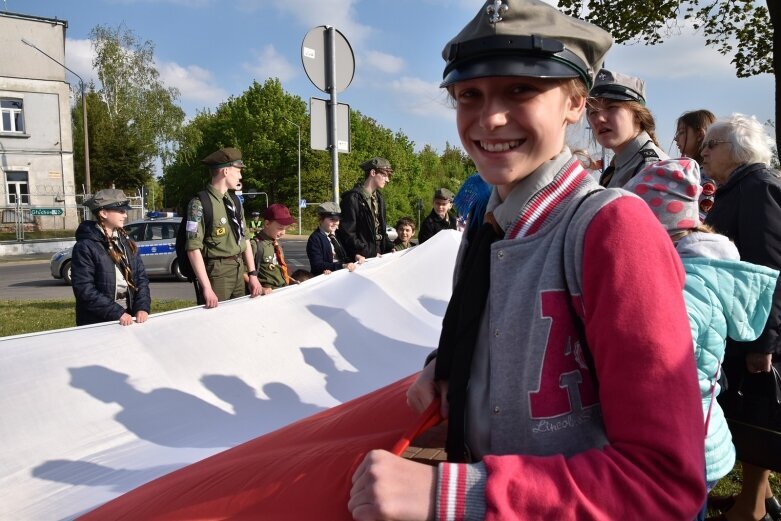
264, 204, 295, 225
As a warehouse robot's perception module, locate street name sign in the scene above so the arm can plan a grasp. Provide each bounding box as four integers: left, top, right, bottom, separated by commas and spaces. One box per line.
30, 208, 63, 216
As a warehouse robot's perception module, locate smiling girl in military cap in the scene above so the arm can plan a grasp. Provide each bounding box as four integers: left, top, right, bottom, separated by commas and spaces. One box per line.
349, 1, 705, 519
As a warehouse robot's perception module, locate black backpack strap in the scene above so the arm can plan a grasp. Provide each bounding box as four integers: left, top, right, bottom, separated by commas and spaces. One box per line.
197, 190, 212, 233
196, 190, 213, 261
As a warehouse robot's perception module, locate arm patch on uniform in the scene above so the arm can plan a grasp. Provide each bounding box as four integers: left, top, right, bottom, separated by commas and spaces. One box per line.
186, 200, 204, 238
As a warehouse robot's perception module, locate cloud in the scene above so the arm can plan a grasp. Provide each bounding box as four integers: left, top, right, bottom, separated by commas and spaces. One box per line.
242, 44, 297, 82
362, 51, 405, 75
66, 37, 225, 105
607, 32, 736, 80
157, 62, 228, 103
239, 0, 371, 44
64, 38, 98, 87
388, 76, 454, 122
420, 0, 483, 10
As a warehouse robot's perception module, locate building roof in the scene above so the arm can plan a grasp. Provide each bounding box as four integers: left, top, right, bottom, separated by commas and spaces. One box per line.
0, 10, 67, 29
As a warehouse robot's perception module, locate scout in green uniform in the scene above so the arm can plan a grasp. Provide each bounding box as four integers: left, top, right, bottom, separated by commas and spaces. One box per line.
254, 203, 296, 291
393, 216, 416, 251
185, 147, 263, 308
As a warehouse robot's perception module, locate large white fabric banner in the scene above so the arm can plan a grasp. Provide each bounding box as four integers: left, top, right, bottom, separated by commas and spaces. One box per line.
0, 231, 460, 520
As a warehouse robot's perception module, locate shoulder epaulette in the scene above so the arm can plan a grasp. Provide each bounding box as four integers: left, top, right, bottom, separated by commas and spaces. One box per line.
639, 148, 660, 160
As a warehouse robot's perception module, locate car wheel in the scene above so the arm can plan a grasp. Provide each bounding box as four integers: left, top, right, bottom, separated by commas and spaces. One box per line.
62, 261, 73, 285
172, 258, 188, 282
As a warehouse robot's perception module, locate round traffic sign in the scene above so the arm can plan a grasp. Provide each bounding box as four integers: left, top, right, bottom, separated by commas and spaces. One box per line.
301, 26, 355, 94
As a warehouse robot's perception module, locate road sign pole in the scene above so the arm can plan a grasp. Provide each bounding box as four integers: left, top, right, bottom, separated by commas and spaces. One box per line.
327, 26, 340, 204
302, 25, 354, 203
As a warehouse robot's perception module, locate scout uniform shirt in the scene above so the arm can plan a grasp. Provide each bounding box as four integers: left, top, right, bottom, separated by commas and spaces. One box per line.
254, 230, 288, 289
185, 185, 248, 260
393, 240, 412, 251
600, 130, 668, 188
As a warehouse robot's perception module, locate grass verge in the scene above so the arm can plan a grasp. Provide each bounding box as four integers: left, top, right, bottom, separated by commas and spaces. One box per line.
0, 299, 193, 337
708, 463, 780, 516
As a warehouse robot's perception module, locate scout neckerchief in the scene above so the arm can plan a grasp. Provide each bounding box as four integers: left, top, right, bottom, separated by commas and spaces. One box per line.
272, 239, 291, 284
223, 194, 244, 243
104, 226, 137, 291
434, 212, 502, 462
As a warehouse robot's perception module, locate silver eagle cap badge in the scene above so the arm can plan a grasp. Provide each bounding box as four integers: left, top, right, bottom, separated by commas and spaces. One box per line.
486, 0, 509, 24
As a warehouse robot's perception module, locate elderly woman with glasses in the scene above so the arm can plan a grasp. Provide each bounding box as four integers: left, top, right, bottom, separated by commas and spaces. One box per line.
703, 114, 781, 521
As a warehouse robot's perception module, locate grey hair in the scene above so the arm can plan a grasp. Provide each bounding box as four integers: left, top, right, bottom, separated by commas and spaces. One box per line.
705, 113, 775, 165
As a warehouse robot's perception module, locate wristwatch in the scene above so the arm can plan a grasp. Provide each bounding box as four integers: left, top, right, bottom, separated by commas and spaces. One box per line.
247, 270, 258, 276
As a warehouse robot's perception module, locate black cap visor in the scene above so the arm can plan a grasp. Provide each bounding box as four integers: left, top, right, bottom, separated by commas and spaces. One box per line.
442, 35, 591, 88
589, 85, 645, 104
97, 201, 132, 212
442, 54, 586, 88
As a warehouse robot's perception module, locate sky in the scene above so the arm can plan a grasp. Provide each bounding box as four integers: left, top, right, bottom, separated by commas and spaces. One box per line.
8, 0, 775, 161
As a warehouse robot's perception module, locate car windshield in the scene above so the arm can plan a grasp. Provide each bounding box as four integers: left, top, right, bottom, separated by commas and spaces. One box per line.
147, 222, 178, 240
125, 223, 144, 242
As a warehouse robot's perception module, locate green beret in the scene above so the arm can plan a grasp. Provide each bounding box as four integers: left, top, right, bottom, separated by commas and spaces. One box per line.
360, 157, 392, 172
589, 69, 647, 105
201, 147, 245, 168
84, 189, 132, 213
441, 0, 612, 89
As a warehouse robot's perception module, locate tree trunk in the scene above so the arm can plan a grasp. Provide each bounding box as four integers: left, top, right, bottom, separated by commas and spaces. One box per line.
769, 0, 780, 163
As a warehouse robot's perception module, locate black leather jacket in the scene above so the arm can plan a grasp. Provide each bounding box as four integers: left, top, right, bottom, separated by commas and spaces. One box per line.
336, 184, 393, 259
418, 209, 457, 244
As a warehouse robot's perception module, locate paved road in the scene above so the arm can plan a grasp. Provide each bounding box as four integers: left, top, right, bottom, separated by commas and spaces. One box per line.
0, 239, 311, 301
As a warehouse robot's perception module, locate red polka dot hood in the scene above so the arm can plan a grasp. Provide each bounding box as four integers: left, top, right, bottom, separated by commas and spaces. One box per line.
625, 158, 702, 235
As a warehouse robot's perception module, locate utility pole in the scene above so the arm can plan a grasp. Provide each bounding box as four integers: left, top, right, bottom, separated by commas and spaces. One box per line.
283, 117, 302, 235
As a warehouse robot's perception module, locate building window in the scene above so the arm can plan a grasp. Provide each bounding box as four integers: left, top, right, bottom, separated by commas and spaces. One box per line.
1, 98, 25, 133
6, 171, 30, 205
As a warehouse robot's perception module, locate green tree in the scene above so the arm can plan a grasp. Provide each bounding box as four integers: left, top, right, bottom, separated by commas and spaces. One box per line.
162, 78, 475, 234
557, 0, 778, 159
73, 24, 185, 192
162, 79, 314, 213
73, 90, 149, 190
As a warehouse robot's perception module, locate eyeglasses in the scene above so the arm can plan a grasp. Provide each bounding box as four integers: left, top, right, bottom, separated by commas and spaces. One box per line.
701, 139, 729, 151
376, 169, 392, 179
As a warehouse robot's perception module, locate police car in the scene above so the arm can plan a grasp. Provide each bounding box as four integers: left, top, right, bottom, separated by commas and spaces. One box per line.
50, 215, 187, 285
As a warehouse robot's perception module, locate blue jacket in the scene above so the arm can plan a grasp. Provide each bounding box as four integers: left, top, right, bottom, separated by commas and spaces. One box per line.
676, 232, 778, 482
71, 220, 151, 326
306, 229, 343, 276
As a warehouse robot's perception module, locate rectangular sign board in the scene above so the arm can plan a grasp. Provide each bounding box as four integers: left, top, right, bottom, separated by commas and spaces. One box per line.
30, 208, 64, 216
310, 98, 350, 153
